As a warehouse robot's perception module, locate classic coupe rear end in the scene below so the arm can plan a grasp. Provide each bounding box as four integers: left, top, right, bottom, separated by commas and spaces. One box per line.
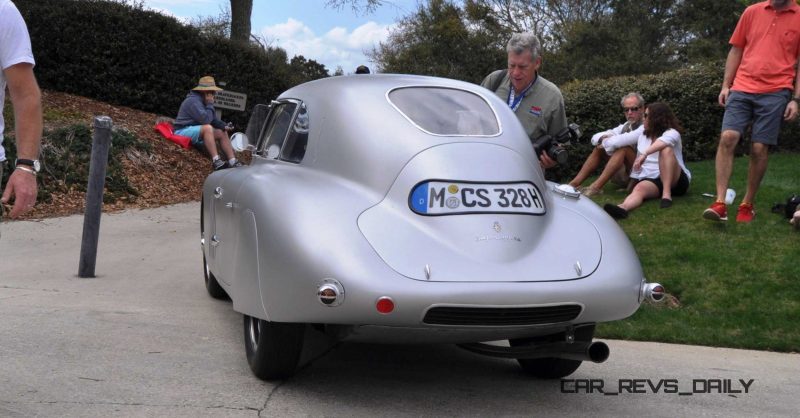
201, 74, 662, 380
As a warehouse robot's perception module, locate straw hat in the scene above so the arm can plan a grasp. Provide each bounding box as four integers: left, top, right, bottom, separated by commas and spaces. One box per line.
192, 76, 223, 91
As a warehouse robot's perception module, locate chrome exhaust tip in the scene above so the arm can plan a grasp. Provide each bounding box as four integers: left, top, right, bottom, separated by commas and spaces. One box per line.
641, 282, 665, 303
317, 278, 345, 307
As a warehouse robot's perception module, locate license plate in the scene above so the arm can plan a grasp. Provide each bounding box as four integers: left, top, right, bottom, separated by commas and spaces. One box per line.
409, 181, 546, 216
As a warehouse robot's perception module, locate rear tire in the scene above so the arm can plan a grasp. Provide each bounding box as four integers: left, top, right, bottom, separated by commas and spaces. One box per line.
509, 325, 595, 379
243, 315, 305, 380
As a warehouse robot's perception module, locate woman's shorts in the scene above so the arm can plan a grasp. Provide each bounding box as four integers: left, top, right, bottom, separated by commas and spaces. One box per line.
640, 170, 690, 196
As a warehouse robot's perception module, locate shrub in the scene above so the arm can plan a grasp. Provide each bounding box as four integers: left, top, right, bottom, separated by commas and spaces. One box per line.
16, 0, 290, 128
555, 63, 800, 181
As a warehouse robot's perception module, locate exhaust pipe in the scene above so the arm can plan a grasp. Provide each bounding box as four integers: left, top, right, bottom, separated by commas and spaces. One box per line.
458, 340, 610, 363
549, 341, 609, 363
641, 282, 665, 302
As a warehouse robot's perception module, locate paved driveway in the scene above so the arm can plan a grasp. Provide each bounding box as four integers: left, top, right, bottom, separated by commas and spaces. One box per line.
1, 203, 797, 417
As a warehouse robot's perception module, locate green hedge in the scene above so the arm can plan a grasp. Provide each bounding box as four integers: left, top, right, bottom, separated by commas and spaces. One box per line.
557, 63, 800, 180
16, 0, 289, 127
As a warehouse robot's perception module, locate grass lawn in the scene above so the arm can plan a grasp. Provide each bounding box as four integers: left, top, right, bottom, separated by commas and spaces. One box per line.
589, 152, 800, 352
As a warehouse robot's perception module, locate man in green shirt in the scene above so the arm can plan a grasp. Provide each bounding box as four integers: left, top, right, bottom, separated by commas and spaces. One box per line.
481, 32, 567, 169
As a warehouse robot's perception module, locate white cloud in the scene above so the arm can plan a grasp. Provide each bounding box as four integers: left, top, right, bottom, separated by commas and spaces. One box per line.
260, 19, 392, 74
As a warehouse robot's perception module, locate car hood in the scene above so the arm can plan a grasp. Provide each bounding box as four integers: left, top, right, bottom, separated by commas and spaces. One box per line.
357, 142, 602, 282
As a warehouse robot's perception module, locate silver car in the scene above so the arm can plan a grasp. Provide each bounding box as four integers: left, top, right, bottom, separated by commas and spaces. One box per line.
201, 74, 663, 381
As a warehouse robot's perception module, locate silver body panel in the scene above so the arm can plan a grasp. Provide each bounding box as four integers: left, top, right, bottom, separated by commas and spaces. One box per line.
202, 74, 645, 345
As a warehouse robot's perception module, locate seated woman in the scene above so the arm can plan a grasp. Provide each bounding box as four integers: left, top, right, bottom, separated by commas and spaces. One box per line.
603, 102, 691, 219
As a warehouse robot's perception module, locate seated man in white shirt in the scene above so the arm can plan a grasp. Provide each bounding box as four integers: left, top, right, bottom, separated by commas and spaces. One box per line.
567, 93, 645, 197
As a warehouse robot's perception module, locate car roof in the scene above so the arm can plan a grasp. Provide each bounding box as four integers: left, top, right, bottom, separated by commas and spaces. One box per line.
275, 74, 535, 189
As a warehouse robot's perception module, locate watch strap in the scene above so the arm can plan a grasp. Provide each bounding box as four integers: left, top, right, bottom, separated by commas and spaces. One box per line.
16, 158, 36, 166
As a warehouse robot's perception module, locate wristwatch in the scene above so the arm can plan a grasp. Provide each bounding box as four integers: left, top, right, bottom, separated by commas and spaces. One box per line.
15, 158, 41, 173
793, 96, 800, 104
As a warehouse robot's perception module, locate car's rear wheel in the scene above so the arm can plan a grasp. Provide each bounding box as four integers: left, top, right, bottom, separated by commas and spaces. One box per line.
509, 325, 595, 379
201, 199, 227, 300
243, 315, 305, 380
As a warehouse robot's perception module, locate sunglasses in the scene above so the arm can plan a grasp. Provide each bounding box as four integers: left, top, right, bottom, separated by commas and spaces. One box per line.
623, 106, 640, 113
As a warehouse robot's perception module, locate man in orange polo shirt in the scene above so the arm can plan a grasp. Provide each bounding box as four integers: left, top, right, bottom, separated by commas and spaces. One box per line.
703, 0, 800, 223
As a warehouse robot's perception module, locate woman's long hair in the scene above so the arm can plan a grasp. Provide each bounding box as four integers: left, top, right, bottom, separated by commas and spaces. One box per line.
644, 102, 683, 140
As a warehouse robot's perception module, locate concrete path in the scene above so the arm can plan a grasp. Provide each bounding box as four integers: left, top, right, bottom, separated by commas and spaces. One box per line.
1, 203, 797, 417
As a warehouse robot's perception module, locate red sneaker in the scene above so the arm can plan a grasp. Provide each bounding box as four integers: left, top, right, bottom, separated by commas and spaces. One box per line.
703, 201, 727, 221
736, 202, 755, 223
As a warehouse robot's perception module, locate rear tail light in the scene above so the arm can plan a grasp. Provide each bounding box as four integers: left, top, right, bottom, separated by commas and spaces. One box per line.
376, 297, 394, 314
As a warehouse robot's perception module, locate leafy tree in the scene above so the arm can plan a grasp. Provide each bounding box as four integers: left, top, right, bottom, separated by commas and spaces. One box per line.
288, 55, 330, 86
369, 0, 505, 83
673, 0, 752, 64
190, 6, 230, 39
468, 0, 613, 51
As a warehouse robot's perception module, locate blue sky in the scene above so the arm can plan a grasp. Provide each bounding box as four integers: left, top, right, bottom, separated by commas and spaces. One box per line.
139, 0, 420, 74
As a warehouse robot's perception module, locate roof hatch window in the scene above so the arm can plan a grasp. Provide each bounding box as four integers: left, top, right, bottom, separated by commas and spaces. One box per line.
388, 87, 500, 136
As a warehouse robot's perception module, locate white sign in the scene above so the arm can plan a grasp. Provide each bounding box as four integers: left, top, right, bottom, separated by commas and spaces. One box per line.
215, 90, 247, 111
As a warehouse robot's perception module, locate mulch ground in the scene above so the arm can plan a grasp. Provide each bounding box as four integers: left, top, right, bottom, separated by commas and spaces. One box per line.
14, 90, 222, 220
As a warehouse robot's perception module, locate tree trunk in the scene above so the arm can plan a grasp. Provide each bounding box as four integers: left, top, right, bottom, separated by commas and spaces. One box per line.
230, 0, 253, 44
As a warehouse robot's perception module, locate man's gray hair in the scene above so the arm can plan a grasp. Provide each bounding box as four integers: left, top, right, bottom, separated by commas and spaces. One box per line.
506, 33, 541, 61
620, 92, 645, 108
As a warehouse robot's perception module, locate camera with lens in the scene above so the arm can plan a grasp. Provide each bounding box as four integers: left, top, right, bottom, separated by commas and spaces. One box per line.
532, 122, 581, 165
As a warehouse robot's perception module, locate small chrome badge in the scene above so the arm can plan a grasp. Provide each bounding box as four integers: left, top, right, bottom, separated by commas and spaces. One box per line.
424, 264, 431, 280
574, 261, 582, 276
493, 222, 501, 233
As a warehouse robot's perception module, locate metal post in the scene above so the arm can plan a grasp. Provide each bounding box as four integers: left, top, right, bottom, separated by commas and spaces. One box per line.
78, 116, 113, 278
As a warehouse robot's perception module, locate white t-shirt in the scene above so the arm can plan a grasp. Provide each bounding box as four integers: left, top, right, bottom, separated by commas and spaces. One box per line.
630, 128, 692, 181
0, 0, 36, 162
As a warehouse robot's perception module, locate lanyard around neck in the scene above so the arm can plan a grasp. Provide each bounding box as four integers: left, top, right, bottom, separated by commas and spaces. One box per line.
507, 75, 537, 111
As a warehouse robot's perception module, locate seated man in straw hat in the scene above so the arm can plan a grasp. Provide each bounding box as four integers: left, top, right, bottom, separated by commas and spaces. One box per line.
173, 76, 241, 171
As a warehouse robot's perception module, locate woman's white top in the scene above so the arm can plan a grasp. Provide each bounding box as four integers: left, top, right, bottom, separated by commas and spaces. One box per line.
630, 128, 691, 181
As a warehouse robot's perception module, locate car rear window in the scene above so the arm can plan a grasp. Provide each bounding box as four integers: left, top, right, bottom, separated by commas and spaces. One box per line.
388, 87, 500, 136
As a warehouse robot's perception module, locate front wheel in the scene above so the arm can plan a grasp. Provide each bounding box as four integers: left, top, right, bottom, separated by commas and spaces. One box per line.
203, 253, 227, 300
509, 325, 595, 379
243, 315, 305, 380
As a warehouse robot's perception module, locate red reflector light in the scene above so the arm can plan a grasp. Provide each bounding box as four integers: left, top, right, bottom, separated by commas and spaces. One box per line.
376, 297, 394, 314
